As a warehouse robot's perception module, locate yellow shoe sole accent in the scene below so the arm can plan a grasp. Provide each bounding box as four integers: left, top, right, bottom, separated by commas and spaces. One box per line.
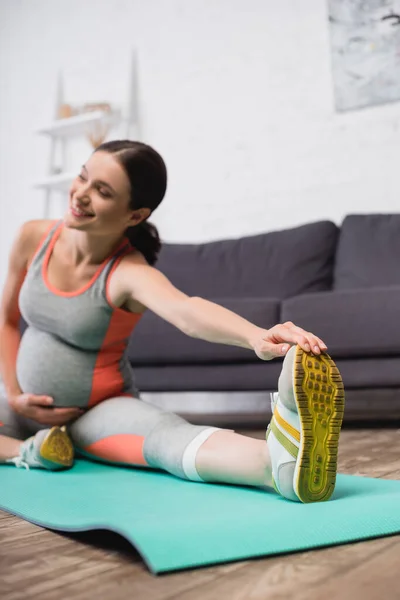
39, 426, 74, 468
293, 346, 345, 503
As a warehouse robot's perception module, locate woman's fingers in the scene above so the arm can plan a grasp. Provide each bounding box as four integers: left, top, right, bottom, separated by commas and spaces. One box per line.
53, 407, 83, 421
276, 325, 311, 351
315, 336, 328, 350
279, 323, 327, 353
33, 407, 83, 426
27, 394, 54, 406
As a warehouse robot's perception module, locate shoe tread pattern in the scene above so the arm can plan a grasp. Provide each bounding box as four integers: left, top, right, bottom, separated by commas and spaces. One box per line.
40, 427, 74, 467
294, 347, 345, 503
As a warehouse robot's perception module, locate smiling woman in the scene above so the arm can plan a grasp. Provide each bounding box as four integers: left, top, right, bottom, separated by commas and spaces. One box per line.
0, 140, 344, 504
65, 141, 165, 267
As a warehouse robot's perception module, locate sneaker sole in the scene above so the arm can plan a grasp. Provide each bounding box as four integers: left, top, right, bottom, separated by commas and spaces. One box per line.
293, 346, 345, 503
40, 426, 74, 468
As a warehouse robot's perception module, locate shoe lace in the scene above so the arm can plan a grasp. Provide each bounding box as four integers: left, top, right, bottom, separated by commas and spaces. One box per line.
6, 438, 34, 470
7, 456, 30, 470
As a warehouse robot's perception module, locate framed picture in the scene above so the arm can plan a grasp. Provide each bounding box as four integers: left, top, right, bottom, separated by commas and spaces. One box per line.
328, 0, 400, 111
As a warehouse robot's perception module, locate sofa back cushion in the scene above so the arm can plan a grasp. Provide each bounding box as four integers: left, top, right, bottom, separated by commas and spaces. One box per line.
282, 287, 400, 358
334, 214, 400, 290
156, 221, 338, 299
128, 297, 280, 366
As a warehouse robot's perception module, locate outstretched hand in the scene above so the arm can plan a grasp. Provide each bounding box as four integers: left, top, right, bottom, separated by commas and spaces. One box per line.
252, 321, 327, 361
8, 393, 84, 426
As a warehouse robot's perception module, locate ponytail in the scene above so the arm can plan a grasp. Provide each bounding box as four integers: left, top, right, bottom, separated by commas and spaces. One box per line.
125, 220, 161, 266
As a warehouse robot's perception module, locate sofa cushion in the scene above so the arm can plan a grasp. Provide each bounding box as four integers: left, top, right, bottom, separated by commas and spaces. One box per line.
134, 358, 400, 393
281, 287, 400, 358
134, 362, 283, 392
128, 297, 280, 365
334, 214, 400, 290
157, 221, 338, 299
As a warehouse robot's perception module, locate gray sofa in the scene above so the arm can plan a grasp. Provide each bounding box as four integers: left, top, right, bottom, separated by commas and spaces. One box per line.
129, 214, 400, 426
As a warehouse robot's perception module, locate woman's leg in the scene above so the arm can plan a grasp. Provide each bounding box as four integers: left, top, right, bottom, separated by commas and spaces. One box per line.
69, 396, 273, 488
0, 383, 29, 462
0, 372, 270, 481
69, 345, 344, 503
0, 435, 23, 462
195, 430, 273, 488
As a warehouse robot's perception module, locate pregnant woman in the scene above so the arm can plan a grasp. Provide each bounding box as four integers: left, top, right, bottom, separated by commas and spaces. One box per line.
0, 140, 344, 503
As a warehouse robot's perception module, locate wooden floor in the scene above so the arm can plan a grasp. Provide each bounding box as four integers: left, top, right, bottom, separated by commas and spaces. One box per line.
1, 428, 400, 600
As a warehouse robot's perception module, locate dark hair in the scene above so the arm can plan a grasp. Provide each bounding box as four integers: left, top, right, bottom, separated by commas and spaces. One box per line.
95, 140, 167, 265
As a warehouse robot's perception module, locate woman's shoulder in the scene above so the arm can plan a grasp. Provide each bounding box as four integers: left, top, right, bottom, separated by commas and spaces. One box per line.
107, 248, 152, 314
18, 219, 56, 238
111, 248, 152, 288
120, 247, 149, 267
107, 248, 147, 314
15, 219, 57, 262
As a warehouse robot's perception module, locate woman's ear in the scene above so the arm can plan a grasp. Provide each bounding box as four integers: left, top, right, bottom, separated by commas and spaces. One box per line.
128, 207, 151, 227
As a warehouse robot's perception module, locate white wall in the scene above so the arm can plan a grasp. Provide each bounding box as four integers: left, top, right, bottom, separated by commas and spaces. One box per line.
1, 0, 400, 290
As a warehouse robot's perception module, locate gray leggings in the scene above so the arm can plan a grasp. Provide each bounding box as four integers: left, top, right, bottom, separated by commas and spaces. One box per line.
0, 387, 220, 481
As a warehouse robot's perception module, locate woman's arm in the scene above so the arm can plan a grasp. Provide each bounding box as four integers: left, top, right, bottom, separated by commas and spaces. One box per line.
118, 257, 327, 359
0, 223, 32, 399
0, 221, 83, 425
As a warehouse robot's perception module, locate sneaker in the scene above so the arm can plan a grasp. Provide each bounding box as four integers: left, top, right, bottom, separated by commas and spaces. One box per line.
7, 426, 74, 470
266, 345, 345, 503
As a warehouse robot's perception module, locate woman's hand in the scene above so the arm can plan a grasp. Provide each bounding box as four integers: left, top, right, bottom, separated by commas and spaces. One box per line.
8, 393, 83, 426
252, 322, 328, 361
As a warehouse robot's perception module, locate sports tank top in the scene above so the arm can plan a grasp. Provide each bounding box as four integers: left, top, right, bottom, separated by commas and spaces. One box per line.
17, 221, 142, 408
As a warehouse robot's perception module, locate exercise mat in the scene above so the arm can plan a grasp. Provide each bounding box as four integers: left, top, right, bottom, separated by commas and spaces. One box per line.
1, 459, 400, 573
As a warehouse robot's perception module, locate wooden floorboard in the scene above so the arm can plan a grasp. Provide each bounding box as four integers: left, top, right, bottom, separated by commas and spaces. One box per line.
0, 428, 399, 599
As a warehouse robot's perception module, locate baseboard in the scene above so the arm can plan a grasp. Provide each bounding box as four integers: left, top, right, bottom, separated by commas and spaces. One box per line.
140, 390, 273, 427
141, 388, 400, 427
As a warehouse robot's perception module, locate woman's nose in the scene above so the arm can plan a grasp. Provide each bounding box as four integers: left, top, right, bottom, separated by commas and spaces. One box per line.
75, 182, 91, 202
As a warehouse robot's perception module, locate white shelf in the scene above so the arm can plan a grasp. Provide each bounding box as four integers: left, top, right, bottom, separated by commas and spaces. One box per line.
35, 53, 137, 217
34, 172, 75, 191
36, 109, 122, 138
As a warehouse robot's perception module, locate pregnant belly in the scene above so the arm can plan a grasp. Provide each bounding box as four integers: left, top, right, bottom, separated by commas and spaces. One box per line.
17, 327, 100, 408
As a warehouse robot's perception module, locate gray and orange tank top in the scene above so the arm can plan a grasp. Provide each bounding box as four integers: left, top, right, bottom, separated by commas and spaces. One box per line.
17, 220, 142, 408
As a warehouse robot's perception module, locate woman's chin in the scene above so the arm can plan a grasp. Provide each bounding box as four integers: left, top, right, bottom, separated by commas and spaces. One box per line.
63, 212, 90, 229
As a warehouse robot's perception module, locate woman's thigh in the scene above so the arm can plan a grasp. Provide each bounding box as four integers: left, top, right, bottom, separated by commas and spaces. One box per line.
68, 395, 213, 479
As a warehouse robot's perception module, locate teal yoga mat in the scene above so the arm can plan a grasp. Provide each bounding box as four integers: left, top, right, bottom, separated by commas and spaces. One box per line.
1, 459, 400, 573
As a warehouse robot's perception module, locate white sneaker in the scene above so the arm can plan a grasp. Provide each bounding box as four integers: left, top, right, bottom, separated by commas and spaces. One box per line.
7, 426, 74, 470
266, 345, 345, 503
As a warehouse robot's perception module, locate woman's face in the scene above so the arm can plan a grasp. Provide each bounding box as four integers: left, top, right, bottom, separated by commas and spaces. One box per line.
64, 151, 145, 235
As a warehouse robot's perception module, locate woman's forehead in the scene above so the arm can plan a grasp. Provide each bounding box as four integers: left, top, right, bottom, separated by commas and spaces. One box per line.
85, 152, 130, 193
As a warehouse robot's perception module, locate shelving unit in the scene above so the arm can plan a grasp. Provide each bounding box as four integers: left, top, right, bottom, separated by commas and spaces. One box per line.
34, 171, 77, 192
33, 110, 123, 196
36, 109, 122, 138
34, 52, 138, 217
